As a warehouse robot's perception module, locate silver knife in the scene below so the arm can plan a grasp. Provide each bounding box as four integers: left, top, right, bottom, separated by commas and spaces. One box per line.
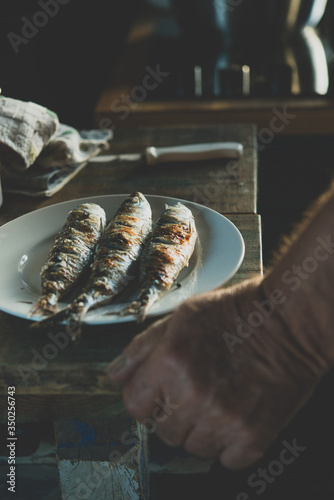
90, 142, 243, 165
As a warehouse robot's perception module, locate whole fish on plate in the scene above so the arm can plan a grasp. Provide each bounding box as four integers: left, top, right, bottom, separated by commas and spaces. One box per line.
118, 202, 198, 323
30, 203, 106, 316
32, 192, 152, 335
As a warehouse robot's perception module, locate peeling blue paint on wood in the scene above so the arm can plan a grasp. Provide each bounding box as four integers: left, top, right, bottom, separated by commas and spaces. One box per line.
57, 420, 96, 448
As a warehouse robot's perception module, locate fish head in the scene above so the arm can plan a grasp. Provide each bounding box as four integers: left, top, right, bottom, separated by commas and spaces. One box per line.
129, 192, 147, 205
165, 202, 193, 221
125, 192, 151, 212
116, 193, 152, 226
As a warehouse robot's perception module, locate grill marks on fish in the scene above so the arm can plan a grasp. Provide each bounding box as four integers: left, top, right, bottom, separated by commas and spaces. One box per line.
119, 202, 197, 322
32, 192, 152, 335
30, 203, 106, 316
79, 195, 152, 303
30, 196, 198, 335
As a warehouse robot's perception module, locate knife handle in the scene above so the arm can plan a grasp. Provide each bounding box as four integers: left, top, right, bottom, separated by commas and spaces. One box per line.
145, 142, 243, 165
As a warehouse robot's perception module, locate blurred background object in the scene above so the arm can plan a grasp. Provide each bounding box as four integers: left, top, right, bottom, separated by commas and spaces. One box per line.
94, 0, 334, 135
2, 0, 334, 129
151, 0, 333, 100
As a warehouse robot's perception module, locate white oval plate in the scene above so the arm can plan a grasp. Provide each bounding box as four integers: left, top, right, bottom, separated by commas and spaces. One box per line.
0, 194, 245, 324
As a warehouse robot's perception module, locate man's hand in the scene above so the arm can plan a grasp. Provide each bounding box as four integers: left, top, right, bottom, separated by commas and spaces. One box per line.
107, 278, 328, 469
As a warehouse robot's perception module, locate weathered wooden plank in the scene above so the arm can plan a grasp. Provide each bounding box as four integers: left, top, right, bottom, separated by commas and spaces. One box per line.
57, 461, 145, 500
0, 214, 261, 417
96, 95, 334, 135
0, 215, 261, 400
0, 112, 260, 494
0, 464, 60, 499
94, 124, 257, 215
0, 319, 139, 396
54, 419, 149, 500
0, 124, 257, 219
226, 213, 263, 284
0, 395, 126, 425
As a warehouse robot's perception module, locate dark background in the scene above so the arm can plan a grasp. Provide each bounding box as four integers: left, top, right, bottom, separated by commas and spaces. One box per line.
0, 0, 144, 128
1, 1, 334, 499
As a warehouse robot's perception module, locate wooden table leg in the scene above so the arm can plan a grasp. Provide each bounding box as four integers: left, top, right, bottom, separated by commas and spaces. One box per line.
53, 417, 149, 500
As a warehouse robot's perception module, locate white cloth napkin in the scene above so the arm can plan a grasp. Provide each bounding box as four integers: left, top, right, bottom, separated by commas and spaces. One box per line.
0, 96, 113, 200
0, 96, 59, 170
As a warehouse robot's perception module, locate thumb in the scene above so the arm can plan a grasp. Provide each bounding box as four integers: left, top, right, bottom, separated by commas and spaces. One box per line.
106, 315, 169, 383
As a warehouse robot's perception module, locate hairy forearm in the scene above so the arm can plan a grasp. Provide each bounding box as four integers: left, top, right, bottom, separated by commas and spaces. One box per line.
106, 185, 334, 470
262, 181, 334, 369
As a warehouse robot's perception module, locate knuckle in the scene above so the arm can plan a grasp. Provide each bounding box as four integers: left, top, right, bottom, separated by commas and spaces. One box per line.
219, 424, 264, 470
226, 417, 256, 444
184, 436, 212, 459
220, 445, 263, 470
219, 451, 241, 470
122, 386, 143, 420
158, 431, 182, 448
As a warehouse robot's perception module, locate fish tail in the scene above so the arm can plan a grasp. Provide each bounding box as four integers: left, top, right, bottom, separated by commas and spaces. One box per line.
117, 300, 141, 318
119, 287, 160, 323
30, 305, 73, 329
135, 300, 153, 323
29, 294, 59, 317
30, 300, 87, 340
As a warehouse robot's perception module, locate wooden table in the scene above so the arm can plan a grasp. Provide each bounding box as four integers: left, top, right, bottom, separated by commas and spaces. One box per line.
0, 124, 262, 499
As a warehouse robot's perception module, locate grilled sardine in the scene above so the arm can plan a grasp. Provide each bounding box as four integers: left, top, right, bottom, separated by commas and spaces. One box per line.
119, 202, 197, 322
32, 192, 152, 334
30, 203, 106, 316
